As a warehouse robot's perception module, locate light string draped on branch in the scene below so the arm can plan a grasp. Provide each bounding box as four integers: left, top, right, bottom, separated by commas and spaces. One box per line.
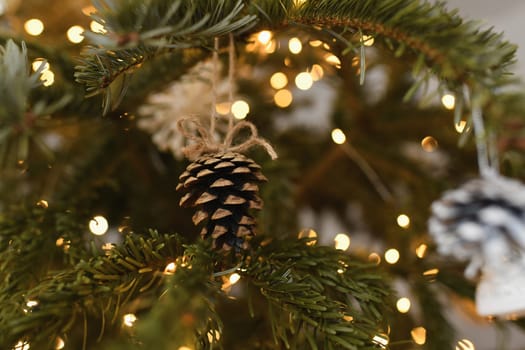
176, 35, 277, 161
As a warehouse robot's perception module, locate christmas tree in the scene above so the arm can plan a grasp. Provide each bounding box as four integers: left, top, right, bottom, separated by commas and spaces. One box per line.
1, 0, 525, 349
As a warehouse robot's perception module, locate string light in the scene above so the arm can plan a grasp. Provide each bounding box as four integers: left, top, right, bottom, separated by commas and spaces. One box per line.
415, 244, 427, 258
123, 313, 137, 327
90, 21, 107, 34
178, 347, 193, 350
26, 300, 38, 308
384, 249, 400, 264
297, 228, 317, 246
421, 136, 438, 152
32, 59, 50, 72
309, 40, 323, 47
81, 5, 97, 15
274, 89, 293, 108
215, 102, 231, 115
456, 339, 475, 350
207, 330, 221, 343
36, 199, 49, 208
55, 337, 65, 350
343, 315, 354, 322
288, 37, 302, 54
334, 233, 351, 251
441, 94, 455, 110
368, 252, 381, 265
24, 19, 44, 36
396, 214, 410, 228
257, 31, 272, 45
295, 72, 313, 90
14, 341, 30, 350
325, 54, 341, 68
164, 262, 176, 275
362, 35, 375, 46
455, 120, 467, 133
372, 333, 389, 349
229, 273, 241, 285
231, 100, 250, 119
396, 297, 411, 313
67, 26, 85, 43
270, 72, 288, 89
331, 128, 346, 144
310, 64, 324, 81
40, 70, 55, 87
56, 238, 65, 247
423, 268, 439, 277
89, 215, 109, 236
264, 40, 276, 54
411, 327, 427, 345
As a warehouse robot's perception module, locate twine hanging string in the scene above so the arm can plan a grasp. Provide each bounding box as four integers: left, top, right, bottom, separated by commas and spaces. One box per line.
176, 35, 277, 161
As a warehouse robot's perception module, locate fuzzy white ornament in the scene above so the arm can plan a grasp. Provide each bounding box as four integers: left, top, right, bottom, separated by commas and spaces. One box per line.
429, 174, 525, 317
138, 60, 232, 159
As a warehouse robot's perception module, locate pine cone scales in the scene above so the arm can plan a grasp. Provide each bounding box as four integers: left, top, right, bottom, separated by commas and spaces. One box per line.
177, 152, 266, 250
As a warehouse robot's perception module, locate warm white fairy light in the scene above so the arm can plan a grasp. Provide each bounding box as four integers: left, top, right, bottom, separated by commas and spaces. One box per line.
67, 26, 85, 43
295, 72, 313, 90
298, 228, 317, 246
40, 70, 55, 87
411, 327, 426, 345
89, 215, 109, 236
325, 54, 341, 68
396, 214, 410, 228
384, 249, 400, 264
455, 120, 467, 133
231, 100, 250, 119
270, 72, 288, 89
331, 128, 346, 145
24, 19, 44, 36
456, 339, 475, 350
207, 329, 221, 343
368, 252, 381, 265
90, 20, 107, 34
36, 199, 49, 208
26, 300, 38, 308
164, 262, 176, 275
32, 59, 50, 73
229, 273, 241, 285
257, 30, 272, 45
310, 64, 324, 81
178, 347, 193, 350
123, 313, 137, 327
334, 233, 351, 251
55, 337, 65, 350
309, 40, 323, 47
421, 136, 438, 152
423, 268, 439, 277
415, 244, 427, 259
372, 334, 389, 348
362, 35, 375, 46
288, 37, 303, 54
441, 94, 455, 110
215, 102, 231, 115
396, 297, 411, 313
81, 5, 97, 16
14, 341, 30, 350
274, 89, 293, 108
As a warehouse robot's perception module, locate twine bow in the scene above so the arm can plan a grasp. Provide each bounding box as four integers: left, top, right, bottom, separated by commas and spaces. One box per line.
176, 115, 278, 161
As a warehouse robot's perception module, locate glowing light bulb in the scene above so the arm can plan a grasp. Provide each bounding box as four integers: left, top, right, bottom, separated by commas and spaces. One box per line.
372, 333, 389, 348
229, 273, 241, 285
295, 72, 313, 90
24, 19, 44, 36
456, 339, 475, 350
36, 199, 49, 208
331, 128, 346, 144
455, 120, 467, 133
288, 37, 302, 54
81, 6, 97, 16
123, 313, 137, 327
178, 347, 193, 350
270, 72, 288, 89
411, 327, 426, 345
362, 35, 374, 46
164, 262, 176, 274
257, 31, 272, 45
384, 249, 400, 264
207, 330, 221, 343
56, 238, 65, 247
309, 40, 323, 47
67, 26, 84, 43
396, 214, 410, 228
396, 297, 411, 313
55, 337, 65, 350
421, 136, 438, 152
89, 215, 109, 236
415, 244, 427, 258
32, 59, 49, 72
90, 20, 107, 34
423, 268, 439, 277
334, 233, 351, 251
26, 300, 38, 308
231, 100, 250, 119
215, 102, 231, 115
40, 70, 55, 87
274, 89, 293, 108
14, 341, 30, 350
310, 64, 324, 81
441, 94, 455, 110
297, 228, 317, 246
325, 54, 341, 68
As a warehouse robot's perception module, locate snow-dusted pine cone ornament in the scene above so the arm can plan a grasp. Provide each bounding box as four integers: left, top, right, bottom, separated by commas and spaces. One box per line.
429, 175, 525, 316
177, 152, 266, 251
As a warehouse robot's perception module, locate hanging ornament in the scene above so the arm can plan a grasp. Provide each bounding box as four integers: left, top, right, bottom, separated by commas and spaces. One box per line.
177, 151, 266, 251
429, 174, 525, 317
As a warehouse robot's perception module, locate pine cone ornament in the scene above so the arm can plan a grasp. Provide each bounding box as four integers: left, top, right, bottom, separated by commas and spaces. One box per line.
177, 152, 267, 251
428, 175, 525, 316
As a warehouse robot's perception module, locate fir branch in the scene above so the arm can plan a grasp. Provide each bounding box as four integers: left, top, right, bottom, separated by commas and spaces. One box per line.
243, 238, 392, 349
0, 230, 184, 349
